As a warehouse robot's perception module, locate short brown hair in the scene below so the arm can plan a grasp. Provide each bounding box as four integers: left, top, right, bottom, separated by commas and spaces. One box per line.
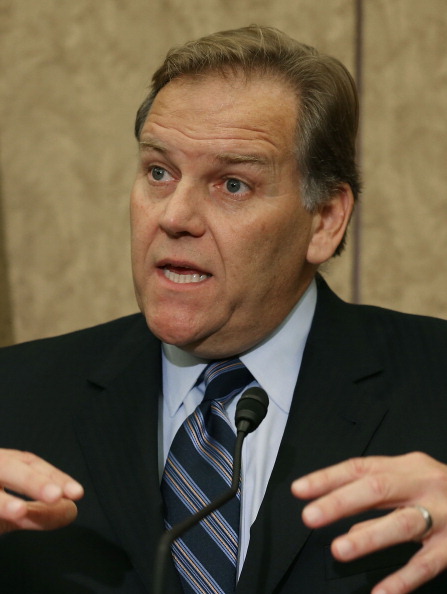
135, 25, 360, 254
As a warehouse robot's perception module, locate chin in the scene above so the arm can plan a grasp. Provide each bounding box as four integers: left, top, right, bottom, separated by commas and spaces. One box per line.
146, 320, 224, 359
144, 313, 198, 348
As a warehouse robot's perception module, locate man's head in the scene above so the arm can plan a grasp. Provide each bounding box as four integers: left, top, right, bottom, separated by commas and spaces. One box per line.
130, 26, 356, 358
135, 24, 360, 243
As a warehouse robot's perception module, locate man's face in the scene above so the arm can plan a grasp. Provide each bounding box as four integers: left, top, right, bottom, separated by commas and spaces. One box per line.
130, 73, 320, 358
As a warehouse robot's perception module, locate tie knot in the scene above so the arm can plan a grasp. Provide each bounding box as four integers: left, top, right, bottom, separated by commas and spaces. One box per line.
203, 358, 254, 405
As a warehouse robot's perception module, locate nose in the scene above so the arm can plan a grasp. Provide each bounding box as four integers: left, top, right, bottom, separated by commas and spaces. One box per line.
159, 181, 206, 238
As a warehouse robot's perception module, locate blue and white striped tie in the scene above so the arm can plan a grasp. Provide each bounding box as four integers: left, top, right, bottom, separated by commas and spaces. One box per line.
161, 359, 254, 594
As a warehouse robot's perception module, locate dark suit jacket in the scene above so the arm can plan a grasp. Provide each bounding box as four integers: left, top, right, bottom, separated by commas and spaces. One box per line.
1, 277, 447, 593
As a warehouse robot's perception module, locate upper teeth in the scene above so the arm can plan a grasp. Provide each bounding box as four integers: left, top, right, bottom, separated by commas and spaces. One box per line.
163, 269, 209, 284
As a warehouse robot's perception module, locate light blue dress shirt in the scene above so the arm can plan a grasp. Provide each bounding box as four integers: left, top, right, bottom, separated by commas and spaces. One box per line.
160, 279, 317, 574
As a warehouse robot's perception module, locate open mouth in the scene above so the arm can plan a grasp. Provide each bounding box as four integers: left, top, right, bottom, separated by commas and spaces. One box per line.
162, 265, 211, 284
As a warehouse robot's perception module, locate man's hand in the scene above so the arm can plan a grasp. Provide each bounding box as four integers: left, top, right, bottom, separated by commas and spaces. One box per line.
291, 453, 447, 594
0, 449, 84, 534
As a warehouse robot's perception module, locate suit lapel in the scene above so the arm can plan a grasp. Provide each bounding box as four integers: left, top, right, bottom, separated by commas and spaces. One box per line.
237, 278, 391, 593
74, 316, 181, 593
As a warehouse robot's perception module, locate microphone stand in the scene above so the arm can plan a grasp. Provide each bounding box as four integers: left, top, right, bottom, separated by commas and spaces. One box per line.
153, 386, 268, 594
153, 430, 245, 594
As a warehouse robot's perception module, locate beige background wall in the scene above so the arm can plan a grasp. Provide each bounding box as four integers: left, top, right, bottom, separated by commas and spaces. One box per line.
0, 0, 446, 346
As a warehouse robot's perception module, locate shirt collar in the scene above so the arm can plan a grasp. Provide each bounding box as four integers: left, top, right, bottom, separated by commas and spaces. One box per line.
162, 279, 317, 416
162, 344, 208, 417
240, 280, 316, 413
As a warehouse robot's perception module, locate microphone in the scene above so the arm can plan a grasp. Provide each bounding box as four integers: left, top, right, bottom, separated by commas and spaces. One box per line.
153, 386, 269, 594
235, 386, 269, 434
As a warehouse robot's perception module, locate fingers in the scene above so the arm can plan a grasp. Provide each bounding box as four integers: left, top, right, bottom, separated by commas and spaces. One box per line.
292, 456, 375, 499
291, 453, 443, 529
0, 449, 84, 534
0, 499, 78, 534
292, 462, 394, 528
0, 449, 84, 503
292, 455, 414, 503
331, 508, 430, 563
291, 453, 447, 593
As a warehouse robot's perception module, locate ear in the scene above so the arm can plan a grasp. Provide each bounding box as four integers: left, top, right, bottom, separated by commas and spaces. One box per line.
306, 183, 354, 265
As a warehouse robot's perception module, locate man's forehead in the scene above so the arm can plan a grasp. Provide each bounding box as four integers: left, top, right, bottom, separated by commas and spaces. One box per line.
138, 73, 299, 163
151, 70, 298, 114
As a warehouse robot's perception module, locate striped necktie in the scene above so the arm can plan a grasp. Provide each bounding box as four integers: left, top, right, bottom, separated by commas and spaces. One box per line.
161, 359, 254, 594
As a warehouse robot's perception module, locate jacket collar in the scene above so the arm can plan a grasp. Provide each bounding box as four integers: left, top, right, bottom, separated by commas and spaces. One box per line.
237, 276, 389, 593
75, 315, 182, 593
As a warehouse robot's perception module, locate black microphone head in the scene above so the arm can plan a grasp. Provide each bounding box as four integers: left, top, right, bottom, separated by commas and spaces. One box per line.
235, 386, 269, 435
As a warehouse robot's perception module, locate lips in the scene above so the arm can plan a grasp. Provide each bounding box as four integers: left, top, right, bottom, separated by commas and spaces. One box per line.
159, 262, 211, 284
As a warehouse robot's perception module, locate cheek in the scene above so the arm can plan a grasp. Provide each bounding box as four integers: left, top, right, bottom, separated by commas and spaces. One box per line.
257, 214, 299, 257
223, 226, 279, 297
256, 214, 311, 278
130, 215, 146, 266
130, 188, 147, 230
130, 192, 157, 258
130, 223, 154, 297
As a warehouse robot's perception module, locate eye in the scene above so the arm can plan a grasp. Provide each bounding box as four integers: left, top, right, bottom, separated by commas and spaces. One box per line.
149, 166, 172, 181
224, 178, 249, 195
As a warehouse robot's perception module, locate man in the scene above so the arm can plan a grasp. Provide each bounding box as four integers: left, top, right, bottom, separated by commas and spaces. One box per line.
1, 25, 447, 594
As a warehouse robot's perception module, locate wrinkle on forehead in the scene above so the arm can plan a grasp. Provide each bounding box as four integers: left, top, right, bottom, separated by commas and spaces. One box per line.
140, 122, 289, 160
139, 73, 299, 168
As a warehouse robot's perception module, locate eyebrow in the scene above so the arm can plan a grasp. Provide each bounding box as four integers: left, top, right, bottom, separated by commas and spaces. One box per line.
139, 139, 271, 168
139, 139, 168, 153
215, 152, 270, 167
